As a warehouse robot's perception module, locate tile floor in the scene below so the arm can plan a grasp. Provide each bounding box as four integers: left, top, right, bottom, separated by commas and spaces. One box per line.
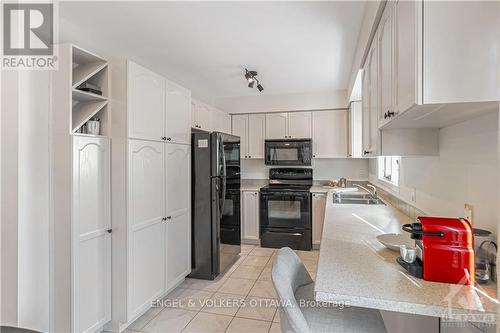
125, 244, 319, 333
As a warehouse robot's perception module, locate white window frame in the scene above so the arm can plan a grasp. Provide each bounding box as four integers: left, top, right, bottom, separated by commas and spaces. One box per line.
377, 156, 400, 188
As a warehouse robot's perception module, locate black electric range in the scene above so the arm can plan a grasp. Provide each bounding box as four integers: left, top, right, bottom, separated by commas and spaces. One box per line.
259, 168, 312, 251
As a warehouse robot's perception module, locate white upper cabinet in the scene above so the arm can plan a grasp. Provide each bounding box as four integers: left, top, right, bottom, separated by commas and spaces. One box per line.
210, 107, 232, 134
312, 111, 348, 158
393, 0, 417, 115
377, 0, 499, 129
165, 79, 191, 144
128, 61, 191, 143
288, 111, 312, 138
378, 3, 393, 128
248, 114, 265, 159
265, 113, 288, 139
349, 101, 363, 158
362, 41, 380, 157
423, 1, 498, 104
266, 112, 311, 139
194, 103, 211, 131
165, 144, 190, 289
128, 61, 165, 141
231, 114, 249, 158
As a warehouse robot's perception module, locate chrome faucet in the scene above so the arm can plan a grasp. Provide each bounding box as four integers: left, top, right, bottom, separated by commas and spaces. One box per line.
353, 184, 377, 198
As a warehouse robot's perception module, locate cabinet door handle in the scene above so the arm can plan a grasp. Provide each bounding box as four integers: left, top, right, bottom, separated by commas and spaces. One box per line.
107, 229, 112, 233
364, 150, 371, 155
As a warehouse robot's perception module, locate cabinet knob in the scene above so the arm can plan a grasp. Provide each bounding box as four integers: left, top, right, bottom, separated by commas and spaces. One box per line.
248, 155, 251, 158
162, 217, 167, 221
107, 229, 112, 233
313, 154, 316, 158
161, 136, 167, 141
167, 216, 172, 219
364, 150, 371, 155
166, 137, 172, 141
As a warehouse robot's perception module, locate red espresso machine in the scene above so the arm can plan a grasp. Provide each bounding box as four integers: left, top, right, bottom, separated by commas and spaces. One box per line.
399, 217, 475, 285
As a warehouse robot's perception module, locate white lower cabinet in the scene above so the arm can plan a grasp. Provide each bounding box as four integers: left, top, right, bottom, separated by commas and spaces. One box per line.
312, 192, 327, 246
242, 191, 260, 242
72, 135, 111, 333
127, 140, 191, 321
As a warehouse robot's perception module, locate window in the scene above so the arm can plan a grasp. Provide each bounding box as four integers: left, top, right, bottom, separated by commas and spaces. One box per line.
378, 156, 400, 187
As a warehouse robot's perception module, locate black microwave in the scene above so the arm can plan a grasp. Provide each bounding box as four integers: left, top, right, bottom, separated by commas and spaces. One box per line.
264, 139, 312, 166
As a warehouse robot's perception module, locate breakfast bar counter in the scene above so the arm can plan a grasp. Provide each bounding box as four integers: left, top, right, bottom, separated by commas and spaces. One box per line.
314, 191, 498, 321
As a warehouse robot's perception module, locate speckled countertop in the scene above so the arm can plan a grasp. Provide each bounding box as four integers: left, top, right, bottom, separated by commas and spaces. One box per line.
314, 190, 498, 319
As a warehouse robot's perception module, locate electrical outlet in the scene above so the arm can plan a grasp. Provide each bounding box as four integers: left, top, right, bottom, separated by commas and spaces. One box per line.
464, 204, 473, 224
410, 187, 416, 203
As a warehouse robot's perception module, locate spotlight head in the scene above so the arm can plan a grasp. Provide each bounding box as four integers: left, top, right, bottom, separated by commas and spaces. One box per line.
244, 69, 252, 81
248, 81, 255, 88
257, 83, 264, 92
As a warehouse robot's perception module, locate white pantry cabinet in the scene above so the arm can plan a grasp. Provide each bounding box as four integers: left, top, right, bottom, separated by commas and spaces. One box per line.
126, 140, 191, 320
128, 61, 191, 143
109, 59, 192, 331
312, 192, 327, 247
193, 102, 211, 131
312, 110, 348, 158
231, 114, 265, 159
165, 144, 191, 290
241, 191, 260, 242
72, 135, 111, 333
127, 140, 166, 319
52, 44, 112, 333
265, 112, 311, 139
377, 0, 499, 129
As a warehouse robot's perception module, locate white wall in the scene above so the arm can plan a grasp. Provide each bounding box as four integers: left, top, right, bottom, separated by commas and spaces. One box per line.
215, 90, 348, 114
17, 71, 51, 332
369, 111, 499, 235
241, 158, 369, 181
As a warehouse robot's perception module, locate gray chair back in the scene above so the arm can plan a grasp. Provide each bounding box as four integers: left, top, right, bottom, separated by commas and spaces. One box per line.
271, 247, 314, 333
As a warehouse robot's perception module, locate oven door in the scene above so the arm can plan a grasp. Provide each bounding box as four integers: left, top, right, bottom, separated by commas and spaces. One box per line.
260, 191, 311, 229
265, 140, 312, 166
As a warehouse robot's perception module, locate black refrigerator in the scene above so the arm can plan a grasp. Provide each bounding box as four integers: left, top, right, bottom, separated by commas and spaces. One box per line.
190, 131, 241, 280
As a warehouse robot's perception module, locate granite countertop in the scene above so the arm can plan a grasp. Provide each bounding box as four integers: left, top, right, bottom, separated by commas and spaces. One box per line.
314, 190, 498, 319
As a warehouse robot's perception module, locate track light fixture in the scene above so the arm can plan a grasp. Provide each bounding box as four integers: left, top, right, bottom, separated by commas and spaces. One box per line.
244, 68, 264, 92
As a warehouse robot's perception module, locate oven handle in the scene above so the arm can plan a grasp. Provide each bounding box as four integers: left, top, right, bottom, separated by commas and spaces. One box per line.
264, 229, 304, 236
261, 192, 309, 197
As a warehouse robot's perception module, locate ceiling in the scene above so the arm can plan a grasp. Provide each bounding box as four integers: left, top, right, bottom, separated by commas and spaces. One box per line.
59, 1, 366, 100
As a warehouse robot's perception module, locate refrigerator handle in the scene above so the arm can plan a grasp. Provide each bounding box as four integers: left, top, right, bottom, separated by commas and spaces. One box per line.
219, 136, 227, 216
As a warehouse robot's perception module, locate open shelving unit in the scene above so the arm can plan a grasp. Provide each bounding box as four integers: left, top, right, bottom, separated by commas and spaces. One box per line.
70, 45, 109, 136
